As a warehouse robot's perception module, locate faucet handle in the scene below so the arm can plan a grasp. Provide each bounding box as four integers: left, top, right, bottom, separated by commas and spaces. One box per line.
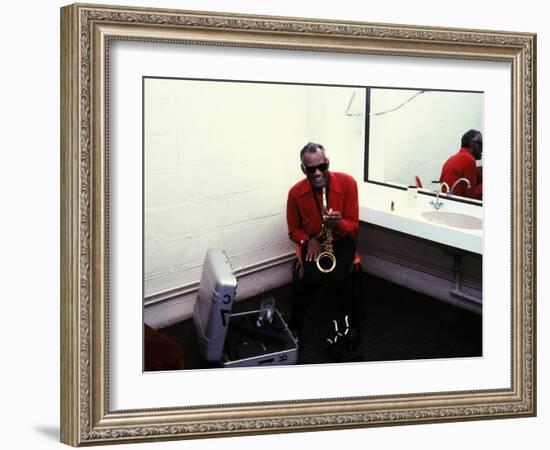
430, 180, 442, 192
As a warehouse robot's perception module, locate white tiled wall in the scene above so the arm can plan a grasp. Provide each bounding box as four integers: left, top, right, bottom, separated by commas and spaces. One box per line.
144, 78, 365, 298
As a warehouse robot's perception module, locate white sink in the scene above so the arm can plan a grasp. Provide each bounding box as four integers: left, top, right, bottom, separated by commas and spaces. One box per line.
421, 211, 483, 230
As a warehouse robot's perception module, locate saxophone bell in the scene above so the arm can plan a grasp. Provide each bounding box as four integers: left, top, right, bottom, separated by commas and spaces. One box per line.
316, 250, 337, 273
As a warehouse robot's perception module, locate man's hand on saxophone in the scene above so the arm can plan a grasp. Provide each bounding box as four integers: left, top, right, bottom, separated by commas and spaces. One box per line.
305, 237, 322, 262
305, 208, 342, 262
323, 208, 342, 227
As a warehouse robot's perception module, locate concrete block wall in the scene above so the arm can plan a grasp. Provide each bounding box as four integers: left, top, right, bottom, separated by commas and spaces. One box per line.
144, 78, 366, 325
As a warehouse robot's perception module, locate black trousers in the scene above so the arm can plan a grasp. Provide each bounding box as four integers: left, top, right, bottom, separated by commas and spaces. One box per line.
290, 236, 359, 332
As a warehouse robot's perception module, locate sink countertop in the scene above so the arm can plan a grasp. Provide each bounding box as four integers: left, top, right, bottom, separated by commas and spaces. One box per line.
359, 195, 483, 254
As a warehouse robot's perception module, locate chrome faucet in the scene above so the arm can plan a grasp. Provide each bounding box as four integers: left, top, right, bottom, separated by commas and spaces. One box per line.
450, 177, 471, 196
430, 182, 450, 210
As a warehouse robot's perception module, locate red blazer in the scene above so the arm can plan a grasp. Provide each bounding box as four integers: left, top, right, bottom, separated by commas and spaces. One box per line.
286, 171, 359, 245
440, 147, 482, 199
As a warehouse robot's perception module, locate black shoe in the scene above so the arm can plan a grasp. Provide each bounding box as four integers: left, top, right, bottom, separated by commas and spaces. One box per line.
345, 327, 360, 352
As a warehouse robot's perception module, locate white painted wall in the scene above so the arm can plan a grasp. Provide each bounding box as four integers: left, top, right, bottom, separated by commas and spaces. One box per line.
144, 78, 365, 297
368, 89, 483, 187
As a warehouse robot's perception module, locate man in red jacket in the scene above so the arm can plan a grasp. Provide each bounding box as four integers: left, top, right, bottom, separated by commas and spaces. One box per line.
439, 129, 483, 199
286, 142, 360, 350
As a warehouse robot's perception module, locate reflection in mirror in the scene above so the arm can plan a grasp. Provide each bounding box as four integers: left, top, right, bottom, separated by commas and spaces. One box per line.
365, 87, 483, 203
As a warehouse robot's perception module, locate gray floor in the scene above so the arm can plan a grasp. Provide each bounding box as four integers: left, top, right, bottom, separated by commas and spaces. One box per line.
157, 272, 482, 370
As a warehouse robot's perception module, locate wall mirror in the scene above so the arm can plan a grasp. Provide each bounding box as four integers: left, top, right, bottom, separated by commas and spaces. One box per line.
365, 87, 483, 203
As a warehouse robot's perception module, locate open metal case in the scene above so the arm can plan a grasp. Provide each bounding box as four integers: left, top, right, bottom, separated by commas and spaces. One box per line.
193, 249, 298, 367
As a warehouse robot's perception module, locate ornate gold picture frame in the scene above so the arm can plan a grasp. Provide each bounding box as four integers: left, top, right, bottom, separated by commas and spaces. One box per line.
60, 3, 536, 446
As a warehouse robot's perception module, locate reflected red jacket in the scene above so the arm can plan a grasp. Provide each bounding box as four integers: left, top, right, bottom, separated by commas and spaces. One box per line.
286, 171, 358, 245
439, 147, 482, 199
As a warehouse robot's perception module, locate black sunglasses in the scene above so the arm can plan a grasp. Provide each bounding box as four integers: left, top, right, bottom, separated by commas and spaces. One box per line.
303, 162, 328, 174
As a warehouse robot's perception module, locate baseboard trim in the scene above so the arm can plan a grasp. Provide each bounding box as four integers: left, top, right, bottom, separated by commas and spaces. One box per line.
144, 252, 295, 329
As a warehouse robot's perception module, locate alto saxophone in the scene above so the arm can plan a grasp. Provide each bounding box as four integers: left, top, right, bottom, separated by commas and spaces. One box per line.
315, 187, 337, 273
